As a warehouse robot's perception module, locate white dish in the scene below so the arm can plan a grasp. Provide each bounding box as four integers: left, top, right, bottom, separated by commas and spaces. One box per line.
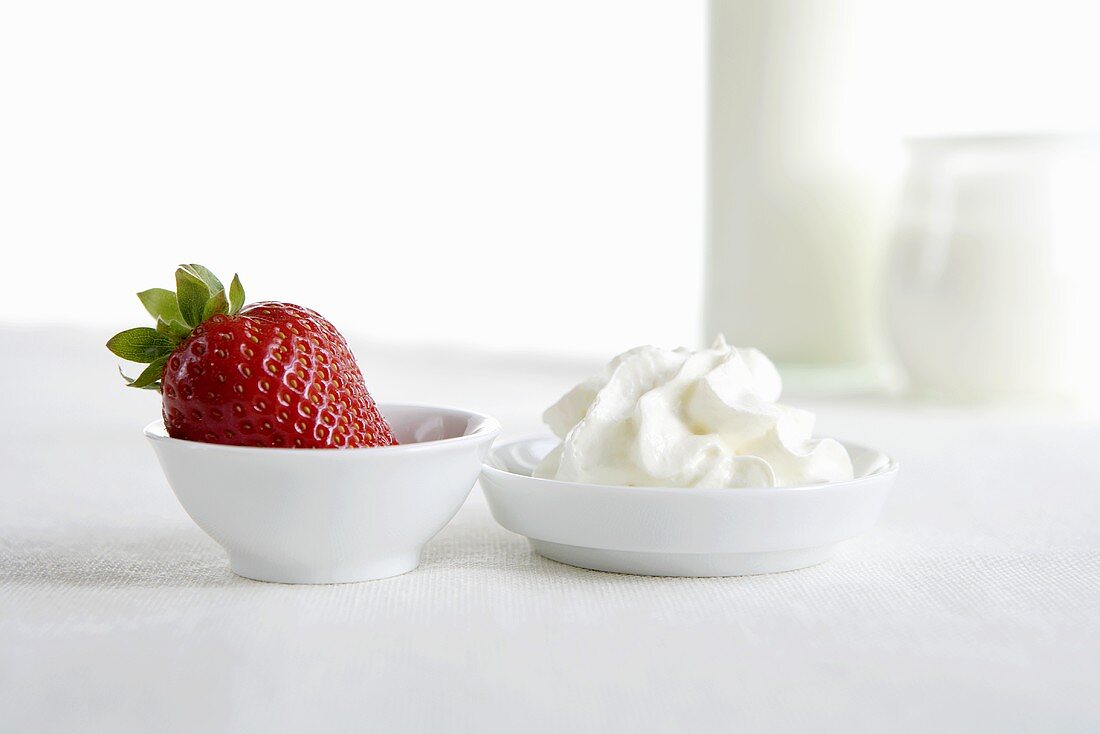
146, 403, 500, 584
481, 437, 897, 577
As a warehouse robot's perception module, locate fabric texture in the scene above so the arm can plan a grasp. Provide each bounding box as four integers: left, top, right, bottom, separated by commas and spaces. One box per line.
2, 329, 1098, 733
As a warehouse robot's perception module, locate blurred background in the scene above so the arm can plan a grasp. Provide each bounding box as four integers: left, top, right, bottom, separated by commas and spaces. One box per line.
1, 0, 1098, 407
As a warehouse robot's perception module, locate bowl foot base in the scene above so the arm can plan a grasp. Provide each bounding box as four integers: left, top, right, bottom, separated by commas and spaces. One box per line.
529, 540, 841, 577
228, 550, 421, 584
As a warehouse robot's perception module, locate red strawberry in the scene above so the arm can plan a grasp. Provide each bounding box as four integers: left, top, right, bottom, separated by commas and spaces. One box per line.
107, 265, 397, 449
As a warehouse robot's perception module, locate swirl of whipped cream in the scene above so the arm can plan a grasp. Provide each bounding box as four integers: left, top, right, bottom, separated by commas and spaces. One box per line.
533, 336, 853, 488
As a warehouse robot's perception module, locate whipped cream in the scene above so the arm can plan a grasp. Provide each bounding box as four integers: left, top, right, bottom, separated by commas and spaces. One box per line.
533, 336, 853, 488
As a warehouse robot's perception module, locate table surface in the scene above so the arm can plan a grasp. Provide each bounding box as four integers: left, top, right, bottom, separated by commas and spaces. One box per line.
3, 327, 1098, 734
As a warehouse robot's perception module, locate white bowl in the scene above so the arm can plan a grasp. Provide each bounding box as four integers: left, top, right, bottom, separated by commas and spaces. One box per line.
481, 437, 898, 577
146, 404, 500, 584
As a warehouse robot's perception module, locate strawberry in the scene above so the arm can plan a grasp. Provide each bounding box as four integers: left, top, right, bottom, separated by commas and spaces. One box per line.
107, 265, 397, 449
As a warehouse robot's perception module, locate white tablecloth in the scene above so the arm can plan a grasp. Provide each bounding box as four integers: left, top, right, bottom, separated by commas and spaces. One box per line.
3, 328, 1098, 733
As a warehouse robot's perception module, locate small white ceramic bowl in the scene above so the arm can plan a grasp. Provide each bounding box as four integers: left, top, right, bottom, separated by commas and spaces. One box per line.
481, 437, 898, 577
146, 404, 500, 584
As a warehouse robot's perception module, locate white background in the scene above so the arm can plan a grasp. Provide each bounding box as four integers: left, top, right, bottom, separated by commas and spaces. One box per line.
0, 1, 707, 358
2, 1, 1098, 359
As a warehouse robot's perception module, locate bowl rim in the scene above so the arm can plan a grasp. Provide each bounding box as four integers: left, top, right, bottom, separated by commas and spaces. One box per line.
482, 434, 898, 496
144, 402, 501, 456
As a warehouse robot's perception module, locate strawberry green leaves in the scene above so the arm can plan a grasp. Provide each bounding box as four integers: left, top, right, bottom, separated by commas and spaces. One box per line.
229, 274, 245, 315
106, 327, 177, 363
127, 356, 170, 389
202, 289, 229, 321
157, 317, 191, 339
176, 268, 211, 327
107, 264, 247, 391
118, 365, 162, 391
175, 264, 236, 326
181, 264, 224, 295
137, 288, 185, 324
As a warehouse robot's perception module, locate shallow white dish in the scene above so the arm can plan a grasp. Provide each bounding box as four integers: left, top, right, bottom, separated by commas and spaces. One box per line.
146, 404, 500, 584
481, 437, 898, 577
